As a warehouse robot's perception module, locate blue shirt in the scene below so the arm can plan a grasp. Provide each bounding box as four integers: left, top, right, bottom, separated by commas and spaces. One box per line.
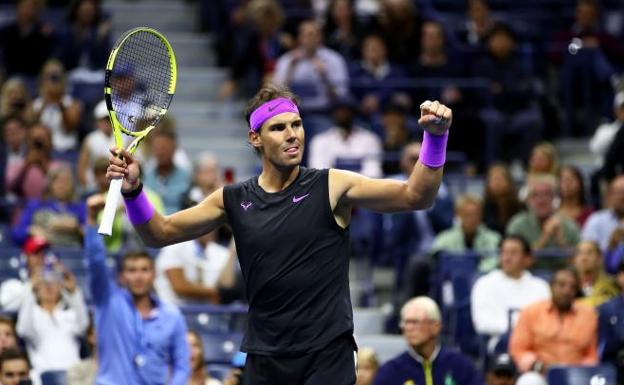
598, 295, 624, 365
85, 226, 190, 385
374, 346, 484, 385
143, 167, 191, 215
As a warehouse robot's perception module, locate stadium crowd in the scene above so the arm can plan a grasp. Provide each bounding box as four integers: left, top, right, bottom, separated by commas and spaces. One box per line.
0, 0, 624, 384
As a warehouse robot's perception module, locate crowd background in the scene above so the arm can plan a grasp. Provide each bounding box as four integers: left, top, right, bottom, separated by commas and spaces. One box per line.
0, 0, 624, 384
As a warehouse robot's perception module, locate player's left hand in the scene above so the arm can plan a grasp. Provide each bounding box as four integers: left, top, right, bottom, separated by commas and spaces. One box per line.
419, 100, 452, 136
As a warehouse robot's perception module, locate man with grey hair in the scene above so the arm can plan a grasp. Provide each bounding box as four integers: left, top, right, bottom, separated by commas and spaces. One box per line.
374, 296, 482, 385
506, 174, 580, 250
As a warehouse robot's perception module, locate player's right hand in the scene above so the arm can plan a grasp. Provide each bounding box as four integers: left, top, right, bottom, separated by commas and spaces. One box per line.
107, 147, 141, 193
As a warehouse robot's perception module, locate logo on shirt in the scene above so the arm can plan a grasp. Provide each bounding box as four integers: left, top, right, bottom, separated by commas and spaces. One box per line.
240, 201, 253, 211
292, 194, 310, 203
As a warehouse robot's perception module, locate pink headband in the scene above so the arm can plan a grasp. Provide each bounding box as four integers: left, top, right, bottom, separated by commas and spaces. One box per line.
249, 97, 300, 132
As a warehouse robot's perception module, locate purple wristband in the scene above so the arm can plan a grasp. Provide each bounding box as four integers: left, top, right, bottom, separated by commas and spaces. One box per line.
420, 131, 449, 168
124, 189, 154, 226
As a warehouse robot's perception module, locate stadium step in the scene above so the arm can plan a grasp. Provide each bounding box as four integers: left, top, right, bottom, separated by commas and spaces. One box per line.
105, 1, 197, 34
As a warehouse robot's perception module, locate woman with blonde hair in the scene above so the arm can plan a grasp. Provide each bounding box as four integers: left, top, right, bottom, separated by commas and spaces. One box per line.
356, 347, 379, 385
33, 59, 82, 153
573, 240, 618, 307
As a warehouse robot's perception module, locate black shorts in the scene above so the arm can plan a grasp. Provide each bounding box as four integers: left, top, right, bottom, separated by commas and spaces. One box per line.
243, 333, 357, 385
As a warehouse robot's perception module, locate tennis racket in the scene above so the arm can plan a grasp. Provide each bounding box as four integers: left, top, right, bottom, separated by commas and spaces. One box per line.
98, 27, 177, 235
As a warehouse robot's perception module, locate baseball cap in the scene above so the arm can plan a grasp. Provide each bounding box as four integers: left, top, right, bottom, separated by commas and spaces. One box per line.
488, 353, 517, 376
22, 236, 49, 255
93, 100, 108, 120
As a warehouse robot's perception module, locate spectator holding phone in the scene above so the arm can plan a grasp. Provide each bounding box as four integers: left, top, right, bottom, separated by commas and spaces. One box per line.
16, 256, 89, 376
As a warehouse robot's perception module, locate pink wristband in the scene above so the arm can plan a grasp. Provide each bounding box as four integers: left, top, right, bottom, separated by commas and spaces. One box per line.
124, 189, 155, 226
420, 131, 449, 168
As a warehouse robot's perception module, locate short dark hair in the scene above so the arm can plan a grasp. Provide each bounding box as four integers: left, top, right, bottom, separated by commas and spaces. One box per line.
244, 84, 300, 132
551, 267, 580, 289
119, 250, 153, 271
501, 234, 531, 256
0, 317, 15, 334
0, 348, 30, 372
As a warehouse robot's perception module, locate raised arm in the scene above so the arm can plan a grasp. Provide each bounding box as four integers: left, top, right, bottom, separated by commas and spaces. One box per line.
329, 101, 451, 214
106, 149, 227, 248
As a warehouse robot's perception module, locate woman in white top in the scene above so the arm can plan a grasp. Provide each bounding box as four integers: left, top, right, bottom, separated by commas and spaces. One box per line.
33, 59, 82, 153
16, 260, 89, 376
187, 330, 222, 385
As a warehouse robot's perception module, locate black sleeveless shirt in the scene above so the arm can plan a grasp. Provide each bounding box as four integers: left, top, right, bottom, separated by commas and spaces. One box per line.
223, 167, 353, 355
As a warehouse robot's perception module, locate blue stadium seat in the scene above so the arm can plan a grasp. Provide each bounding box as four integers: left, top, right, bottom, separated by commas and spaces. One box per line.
181, 304, 248, 334
546, 364, 616, 385
40, 370, 67, 385
201, 332, 243, 364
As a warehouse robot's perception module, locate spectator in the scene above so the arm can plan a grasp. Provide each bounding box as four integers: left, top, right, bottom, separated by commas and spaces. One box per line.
598, 261, 624, 382
16, 260, 89, 375
474, 23, 543, 164
0, 318, 17, 355
187, 330, 222, 385
552, 0, 624, 135
323, 0, 363, 62
432, 194, 501, 272
356, 347, 379, 385
0, 0, 54, 77
573, 240, 618, 307
599, 111, 624, 183
83, 194, 190, 385
11, 165, 86, 247
456, 0, 496, 47
67, 319, 97, 385
0, 348, 31, 385
371, 0, 421, 67
589, 92, 624, 167
0, 77, 34, 123
154, 230, 224, 305
32, 59, 83, 155
471, 235, 550, 349
142, 116, 192, 174
557, 165, 594, 226
7, 123, 61, 201
272, 20, 348, 113
507, 175, 580, 250
379, 103, 413, 175
219, 0, 290, 99
309, 97, 383, 177
0, 235, 48, 311
143, 125, 192, 215
77, 100, 114, 191
183, 152, 222, 209
527, 142, 559, 179
384, 142, 453, 296
483, 163, 524, 235
509, 268, 598, 379
374, 296, 483, 385
349, 35, 409, 117
57, 0, 111, 71
486, 353, 518, 385
582, 175, 624, 255
2, 116, 28, 193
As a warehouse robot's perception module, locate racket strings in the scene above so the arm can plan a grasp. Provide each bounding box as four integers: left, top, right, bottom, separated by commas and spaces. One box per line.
111, 30, 174, 133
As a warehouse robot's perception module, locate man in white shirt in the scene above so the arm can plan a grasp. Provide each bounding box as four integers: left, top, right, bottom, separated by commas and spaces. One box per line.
309, 97, 383, 178
471, 235, 550, 350
155, 230, 226, 305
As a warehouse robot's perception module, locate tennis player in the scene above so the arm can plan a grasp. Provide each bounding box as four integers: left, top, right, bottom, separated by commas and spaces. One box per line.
106, 84, 452, 385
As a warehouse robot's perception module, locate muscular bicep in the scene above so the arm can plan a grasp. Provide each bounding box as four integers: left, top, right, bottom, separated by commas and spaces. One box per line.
329, 169, 425, 213
137, 187, 227, 247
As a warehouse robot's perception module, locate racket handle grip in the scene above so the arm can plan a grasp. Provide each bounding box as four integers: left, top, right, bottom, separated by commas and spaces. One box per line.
98, 178, 123, 236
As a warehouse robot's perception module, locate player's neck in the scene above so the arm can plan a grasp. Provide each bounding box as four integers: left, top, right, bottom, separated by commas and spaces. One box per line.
258, 164, 300, 193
